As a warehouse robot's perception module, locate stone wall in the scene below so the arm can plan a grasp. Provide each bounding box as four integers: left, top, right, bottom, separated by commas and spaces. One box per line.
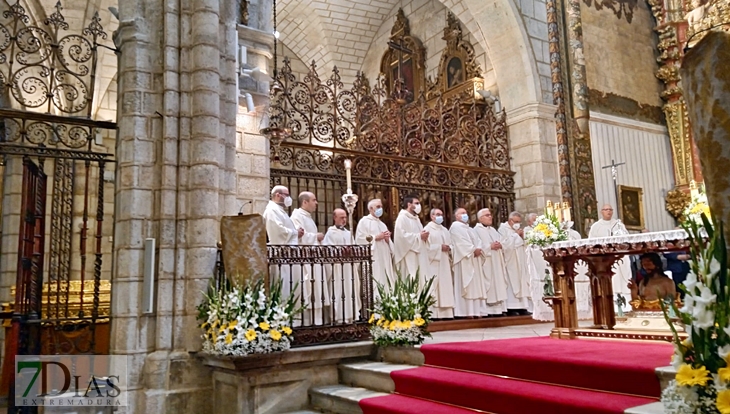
582, 0, 664, 123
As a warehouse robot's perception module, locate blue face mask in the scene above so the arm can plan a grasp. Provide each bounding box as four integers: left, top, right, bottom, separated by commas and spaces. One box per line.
435, 216, 444, 225
374, 208, 383, 218
461, 213, 469, 223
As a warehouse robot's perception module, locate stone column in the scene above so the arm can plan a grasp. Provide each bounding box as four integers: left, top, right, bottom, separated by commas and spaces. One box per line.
681, 31, 730, 244
112, 0, 239, 411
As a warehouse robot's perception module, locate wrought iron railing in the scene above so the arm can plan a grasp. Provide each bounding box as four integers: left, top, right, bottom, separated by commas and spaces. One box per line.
215, 244, 374, 346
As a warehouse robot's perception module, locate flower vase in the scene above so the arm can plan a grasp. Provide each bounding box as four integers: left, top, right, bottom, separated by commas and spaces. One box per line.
681, 31, 730, 246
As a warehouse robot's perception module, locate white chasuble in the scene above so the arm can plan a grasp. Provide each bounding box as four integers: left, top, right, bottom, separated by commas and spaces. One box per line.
424, 221, 454, 319
394, 210, 430, 284
474, 224, 509, 313
449, 221, 488, 317
323, 226, 361, 324
263, 201, 302, 311
498, 222, 531, 309
291, 208, 329, 325
355, 215, 396, 290
588, 219, 632, 306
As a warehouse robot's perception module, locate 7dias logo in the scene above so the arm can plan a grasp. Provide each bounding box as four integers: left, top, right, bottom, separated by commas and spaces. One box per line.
15, 355, 128, 407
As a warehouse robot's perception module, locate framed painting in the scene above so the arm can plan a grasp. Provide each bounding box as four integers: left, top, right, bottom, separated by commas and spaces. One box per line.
618, 185, 645, 231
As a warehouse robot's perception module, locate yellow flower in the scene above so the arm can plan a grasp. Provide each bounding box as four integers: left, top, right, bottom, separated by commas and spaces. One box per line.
259, 322, 270, 331
377, 317, 385, 326
218, 325, 226, 333
681, 338, 692, 349
270, 329, 282, 341
227, 320, 238, 330
675, 364, 711, 387
282, 326, 292, 335
211, 320, 219, 330
717, 389, 730, 414
245, 329, 257, 341
200, 322, 209, 330
388, 320, 397, 330
414, 317, 425, 327
225, 333, 233, 345
719, 367, 730, 384
368, 314, 375, 324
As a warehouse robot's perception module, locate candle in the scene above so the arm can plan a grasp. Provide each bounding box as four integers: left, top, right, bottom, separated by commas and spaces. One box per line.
546, 201, 554, 217
555, 201, 563, 222
562, 202, 571, 222
344, 159, 352, 194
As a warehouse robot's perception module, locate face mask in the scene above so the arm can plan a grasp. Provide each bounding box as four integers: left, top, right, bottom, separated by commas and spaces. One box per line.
461, 214, 469, 223
284, 196, 293, 207
413, 204, 422, 214
435, 216, 444, 225
512, 223, 521, 230
374, 208, 383, 218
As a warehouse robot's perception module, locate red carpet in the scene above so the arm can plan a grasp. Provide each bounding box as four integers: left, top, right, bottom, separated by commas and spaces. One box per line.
360, 337, 672, 413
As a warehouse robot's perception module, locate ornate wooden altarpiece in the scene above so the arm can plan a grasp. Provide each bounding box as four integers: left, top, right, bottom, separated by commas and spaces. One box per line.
543, 230, 691, 341
267, 11, 513, 233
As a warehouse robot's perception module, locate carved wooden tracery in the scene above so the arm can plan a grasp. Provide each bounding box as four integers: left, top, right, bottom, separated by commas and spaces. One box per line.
268, 12, 514, 232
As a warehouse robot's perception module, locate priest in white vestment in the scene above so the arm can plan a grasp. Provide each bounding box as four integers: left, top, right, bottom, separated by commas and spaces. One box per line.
449, 208, 488, 317
394, 195, 430, 285
263, 186, 304, 310
588, 204, 632, 311
323, 209, 361, 324
499, 211, 532, 315
423, 209, 454, 319
355, 199, 396, 293
474, 208, 508, 317
291, 192, 329, 325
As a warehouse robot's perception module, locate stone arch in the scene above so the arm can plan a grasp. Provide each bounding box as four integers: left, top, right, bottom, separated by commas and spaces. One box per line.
278, 0, 335, 76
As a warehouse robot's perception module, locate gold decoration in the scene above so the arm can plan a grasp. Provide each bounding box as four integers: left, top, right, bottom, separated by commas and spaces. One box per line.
381, 9, 427, 103
3, 280, 112, 324
686, 0, 730, 48
665, 188, 691, 219
426, 12, 484, 100
617, 185, 645, 231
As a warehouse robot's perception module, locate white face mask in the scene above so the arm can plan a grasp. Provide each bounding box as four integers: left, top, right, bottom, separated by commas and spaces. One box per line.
435, 216, 444, 225
512, 222, 521, 230
374, 208, 383, 218
460, 213, 469, 223
284, 196, 293, 208
413, 204, 421, 214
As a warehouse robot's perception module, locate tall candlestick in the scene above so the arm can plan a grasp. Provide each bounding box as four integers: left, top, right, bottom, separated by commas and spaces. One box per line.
546, 201, 554, 217
555, 201, 563, 222
344, 159, 352, 194
562, 202, 571, 222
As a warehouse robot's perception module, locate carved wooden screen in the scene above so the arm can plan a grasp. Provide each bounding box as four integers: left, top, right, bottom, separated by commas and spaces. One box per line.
268, 58, 514, 232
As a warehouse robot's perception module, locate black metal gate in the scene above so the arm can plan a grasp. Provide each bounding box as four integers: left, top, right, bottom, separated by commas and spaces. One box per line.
0, 2, 116, 411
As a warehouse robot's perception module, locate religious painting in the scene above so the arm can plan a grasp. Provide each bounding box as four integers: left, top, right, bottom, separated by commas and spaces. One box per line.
390, 57, 415, 103
618, 185, 645, 231
446, 57, 464, 89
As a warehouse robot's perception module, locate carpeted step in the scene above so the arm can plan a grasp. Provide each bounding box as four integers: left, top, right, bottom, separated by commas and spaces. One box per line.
389, 366, 657, 414
339, 361, 416, 393
359, 394, 480, 414
421, 337, 672, 398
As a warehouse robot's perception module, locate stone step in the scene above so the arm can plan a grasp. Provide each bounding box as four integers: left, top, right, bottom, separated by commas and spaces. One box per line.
373, 344, 424, 366
310, 385, 388, 414
624, 402, 664, 414
339, 361, 416, 393
279, 411, 324, 414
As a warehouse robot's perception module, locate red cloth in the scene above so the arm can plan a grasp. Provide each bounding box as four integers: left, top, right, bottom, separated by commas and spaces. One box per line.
421, 337, 672, 398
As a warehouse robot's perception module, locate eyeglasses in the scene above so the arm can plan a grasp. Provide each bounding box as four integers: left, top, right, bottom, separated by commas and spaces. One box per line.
601, 208, 613, 211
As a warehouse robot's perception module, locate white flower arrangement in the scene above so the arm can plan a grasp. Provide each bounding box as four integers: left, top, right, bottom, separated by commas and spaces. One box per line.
525, 214, 568, 247
684, 189, 712, 227
197, 278, 302, 356
660, 216, 730, 413
370, 271, 436, 347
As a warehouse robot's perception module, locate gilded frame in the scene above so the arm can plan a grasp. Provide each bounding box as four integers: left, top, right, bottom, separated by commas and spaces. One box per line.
618, 185, 645, 231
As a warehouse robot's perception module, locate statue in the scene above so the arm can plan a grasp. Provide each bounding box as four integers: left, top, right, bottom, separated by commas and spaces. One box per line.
686, 0, 708, 32
543, 269, 554, 297
615, 294, 626, 317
